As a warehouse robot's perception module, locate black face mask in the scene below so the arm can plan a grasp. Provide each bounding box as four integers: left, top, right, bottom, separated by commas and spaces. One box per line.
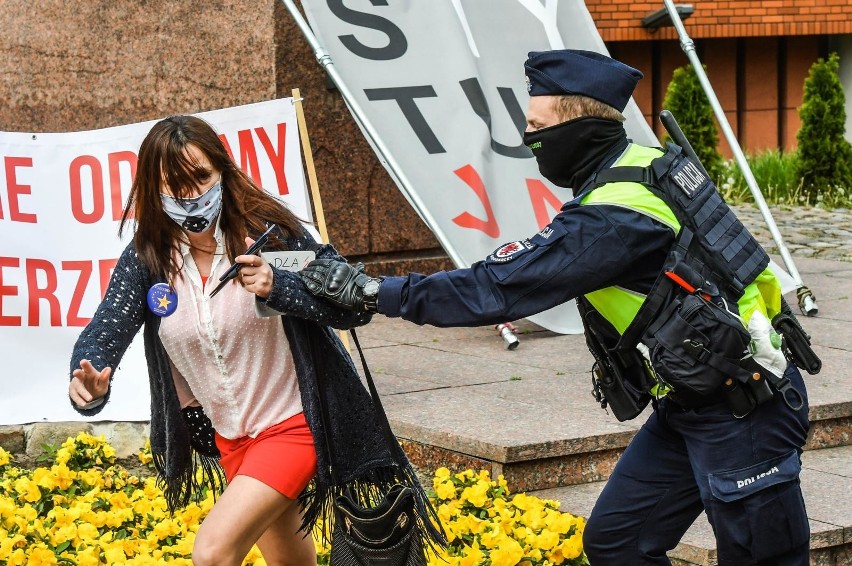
523, 116, 627, 189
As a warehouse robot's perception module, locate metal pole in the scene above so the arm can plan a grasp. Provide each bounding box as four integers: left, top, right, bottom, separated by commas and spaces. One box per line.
661, 0, 818, 316
279, 0, 465, 268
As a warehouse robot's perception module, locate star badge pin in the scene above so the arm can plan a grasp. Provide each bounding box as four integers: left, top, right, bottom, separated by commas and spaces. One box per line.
147, 283, 178, 317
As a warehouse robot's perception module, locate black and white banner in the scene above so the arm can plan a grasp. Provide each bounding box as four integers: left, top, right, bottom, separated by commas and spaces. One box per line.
300, 0, 659, 334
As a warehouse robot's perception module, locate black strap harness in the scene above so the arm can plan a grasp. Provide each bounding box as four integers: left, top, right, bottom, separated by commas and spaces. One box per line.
574, 143, 814, 419
584, 143, 769, 347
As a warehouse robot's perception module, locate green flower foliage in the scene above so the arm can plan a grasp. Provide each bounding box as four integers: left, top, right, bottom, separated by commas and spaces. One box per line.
796, 52, 852, 195
662, 64, 725, 180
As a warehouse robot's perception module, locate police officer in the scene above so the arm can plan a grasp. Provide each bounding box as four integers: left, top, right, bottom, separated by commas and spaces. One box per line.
299, 49, 811, 565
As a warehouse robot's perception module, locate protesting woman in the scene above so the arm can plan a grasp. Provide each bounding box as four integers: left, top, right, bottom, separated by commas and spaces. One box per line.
67, 115, 434, 565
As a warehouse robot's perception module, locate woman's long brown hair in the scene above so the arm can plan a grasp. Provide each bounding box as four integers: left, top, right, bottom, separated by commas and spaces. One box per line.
119, 115, 304, 282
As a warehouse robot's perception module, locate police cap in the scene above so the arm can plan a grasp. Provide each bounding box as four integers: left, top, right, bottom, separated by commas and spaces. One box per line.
524, 49, 643, 112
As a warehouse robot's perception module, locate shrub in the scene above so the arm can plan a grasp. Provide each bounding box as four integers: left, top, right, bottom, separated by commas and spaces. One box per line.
662, 64, 725, 180
720, 150, 801, 204
719, 150, 851, 209
796, 52, 852, 196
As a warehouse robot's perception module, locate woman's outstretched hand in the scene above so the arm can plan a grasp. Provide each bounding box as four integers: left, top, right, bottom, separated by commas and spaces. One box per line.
69, 359, 111, 408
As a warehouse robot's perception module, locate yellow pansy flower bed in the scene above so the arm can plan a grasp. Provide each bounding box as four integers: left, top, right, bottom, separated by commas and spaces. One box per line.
0, 435, 588, 565
428, 468, 587, 566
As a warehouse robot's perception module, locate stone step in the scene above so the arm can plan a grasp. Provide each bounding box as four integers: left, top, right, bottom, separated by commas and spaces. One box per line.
530, 445, 852, 566
394, 372, 850, 493
369, 257, 852, 492
375, 320, 852, 491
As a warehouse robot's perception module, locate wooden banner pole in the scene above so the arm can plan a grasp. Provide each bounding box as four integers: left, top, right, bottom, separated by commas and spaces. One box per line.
292, 88, 352, 353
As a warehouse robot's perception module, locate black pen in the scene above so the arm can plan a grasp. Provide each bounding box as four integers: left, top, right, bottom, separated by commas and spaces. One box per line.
209, 224, 277, 298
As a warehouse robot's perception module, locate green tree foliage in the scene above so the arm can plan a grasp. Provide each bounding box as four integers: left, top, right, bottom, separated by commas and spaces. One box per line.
796, 52, 852, 194
662, 64, 724, 180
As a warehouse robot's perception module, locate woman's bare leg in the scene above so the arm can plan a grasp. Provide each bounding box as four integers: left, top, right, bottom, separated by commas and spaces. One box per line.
191, 475, 316, 566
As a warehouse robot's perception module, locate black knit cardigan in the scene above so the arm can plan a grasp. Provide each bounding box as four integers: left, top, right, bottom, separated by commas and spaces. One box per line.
69, 230, 442, 542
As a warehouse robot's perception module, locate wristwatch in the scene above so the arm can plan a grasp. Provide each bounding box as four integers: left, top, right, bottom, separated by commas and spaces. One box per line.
362, 278, 381, 312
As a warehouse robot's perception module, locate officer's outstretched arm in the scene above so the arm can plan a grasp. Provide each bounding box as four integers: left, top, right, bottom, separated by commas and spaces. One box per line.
300, 259, 381, 313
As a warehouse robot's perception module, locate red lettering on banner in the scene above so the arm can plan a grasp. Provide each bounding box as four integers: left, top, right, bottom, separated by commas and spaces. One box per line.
108, 151, 137, 220
63, 260, 93, 327
70, 155, 105, 224
255, 124, 289, 195
237, 130, 262, 187
451, 164, 500, 238
526, 179, 563, 230
98, 258, 117, 297
26, 259, 61, 326
2, 157, 38, 223
0, 257, 119, 327
0, 257, 22, 326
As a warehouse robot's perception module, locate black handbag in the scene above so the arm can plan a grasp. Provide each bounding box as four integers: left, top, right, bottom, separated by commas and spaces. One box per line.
316, 329, 429, 566
331, 483, 425, 565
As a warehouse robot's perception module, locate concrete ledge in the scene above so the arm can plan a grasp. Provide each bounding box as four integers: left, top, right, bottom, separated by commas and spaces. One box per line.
0, 425, 25, 453
0, 421, 150, 460
807, 416, 852, 450
398, 412, 850, 492
400, 437, 625, 491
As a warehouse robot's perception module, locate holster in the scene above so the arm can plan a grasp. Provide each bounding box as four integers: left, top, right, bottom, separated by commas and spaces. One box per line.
772, 299, 821, 375
578, 297, 654, 422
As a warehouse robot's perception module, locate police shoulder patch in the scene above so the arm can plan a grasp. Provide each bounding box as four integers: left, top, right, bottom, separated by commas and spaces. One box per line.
487, 239, 535, 263
670, 157, 710, 198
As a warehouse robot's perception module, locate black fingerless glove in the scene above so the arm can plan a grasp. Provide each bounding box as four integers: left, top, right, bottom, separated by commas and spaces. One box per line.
299, 259, 381, 312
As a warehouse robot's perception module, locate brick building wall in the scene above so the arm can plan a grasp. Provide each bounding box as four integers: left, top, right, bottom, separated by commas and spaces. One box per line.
608, 35, 827, 154
587, 1, 851, 157
587, 0, 852, 42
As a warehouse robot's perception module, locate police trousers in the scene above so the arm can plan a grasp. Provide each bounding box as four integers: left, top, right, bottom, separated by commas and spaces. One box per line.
583, 364, 810, 565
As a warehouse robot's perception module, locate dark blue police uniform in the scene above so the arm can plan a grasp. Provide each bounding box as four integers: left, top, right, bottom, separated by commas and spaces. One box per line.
302, 48, 812, 565
376, 182, 810, 565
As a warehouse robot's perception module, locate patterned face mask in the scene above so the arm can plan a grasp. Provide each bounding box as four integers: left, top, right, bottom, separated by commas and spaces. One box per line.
160, 178, 223, 233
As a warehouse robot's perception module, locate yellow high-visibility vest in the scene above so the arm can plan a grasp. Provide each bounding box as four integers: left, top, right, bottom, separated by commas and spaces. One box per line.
580, 143, 781, 341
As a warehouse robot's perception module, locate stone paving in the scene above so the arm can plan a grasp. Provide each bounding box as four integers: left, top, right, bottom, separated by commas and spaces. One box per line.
733, 204, 852, 263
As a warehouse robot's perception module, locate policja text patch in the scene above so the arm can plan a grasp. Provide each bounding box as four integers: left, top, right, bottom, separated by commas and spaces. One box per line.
707, 450, 800, 502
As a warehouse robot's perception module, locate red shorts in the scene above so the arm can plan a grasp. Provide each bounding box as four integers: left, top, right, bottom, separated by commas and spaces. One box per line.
214, 412, 318, 499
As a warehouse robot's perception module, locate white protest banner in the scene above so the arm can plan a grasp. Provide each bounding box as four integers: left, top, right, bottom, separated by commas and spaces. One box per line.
299, 0, 659, 334
0, 98, 309, 425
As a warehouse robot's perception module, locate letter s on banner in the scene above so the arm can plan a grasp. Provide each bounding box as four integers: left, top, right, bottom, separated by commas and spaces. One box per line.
327, 0, 407, 60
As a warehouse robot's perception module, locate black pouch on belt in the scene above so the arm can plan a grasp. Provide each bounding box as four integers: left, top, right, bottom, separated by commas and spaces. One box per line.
578, 297, 654, 421
644, 292, 753, 409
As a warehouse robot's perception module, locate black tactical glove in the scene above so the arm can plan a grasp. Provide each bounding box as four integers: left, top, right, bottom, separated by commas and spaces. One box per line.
299, 259, 381, 312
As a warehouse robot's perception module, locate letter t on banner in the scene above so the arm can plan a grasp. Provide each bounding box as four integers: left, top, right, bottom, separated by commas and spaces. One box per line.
292, 88, 352, 353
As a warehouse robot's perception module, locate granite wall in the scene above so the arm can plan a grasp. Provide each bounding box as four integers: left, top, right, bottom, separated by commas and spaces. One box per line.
0, 0, 452, 274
